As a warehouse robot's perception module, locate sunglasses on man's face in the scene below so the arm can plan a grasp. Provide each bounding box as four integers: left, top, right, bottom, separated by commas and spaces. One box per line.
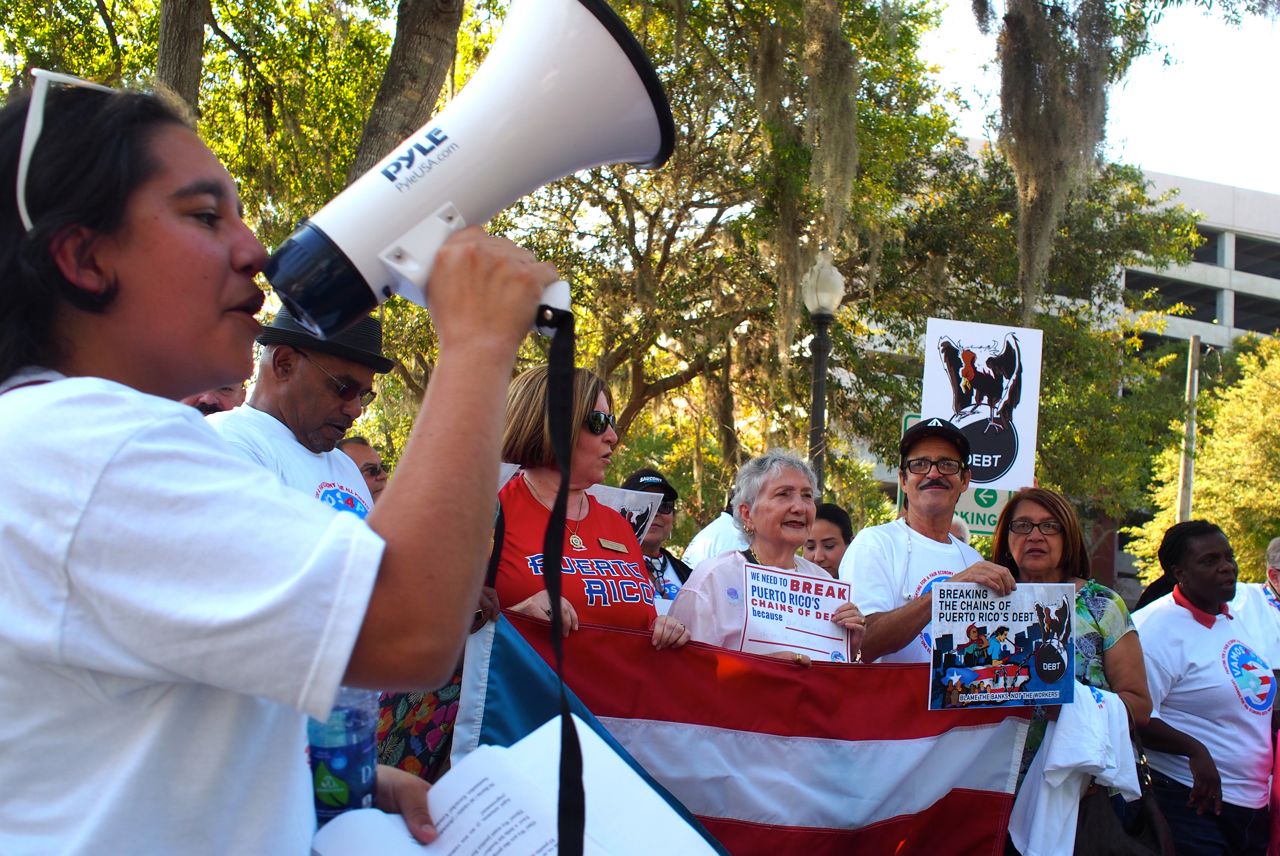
584, 410, 617, 436
360, 462, 390, 479
295, 349, 376, 408
17, 69, 116, 233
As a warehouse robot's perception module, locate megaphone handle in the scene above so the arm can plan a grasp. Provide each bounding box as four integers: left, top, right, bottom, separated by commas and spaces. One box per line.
536, 279, 572, 337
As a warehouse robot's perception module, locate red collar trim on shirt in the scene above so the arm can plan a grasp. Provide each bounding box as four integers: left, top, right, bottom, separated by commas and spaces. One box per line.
1172, 584, 1232, 629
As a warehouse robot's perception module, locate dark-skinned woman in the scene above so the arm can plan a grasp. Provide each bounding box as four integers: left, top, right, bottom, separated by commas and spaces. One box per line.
1133, 520, 1274, 856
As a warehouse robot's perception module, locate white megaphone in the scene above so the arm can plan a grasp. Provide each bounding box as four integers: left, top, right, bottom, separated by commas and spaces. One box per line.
263, 0, 674, 337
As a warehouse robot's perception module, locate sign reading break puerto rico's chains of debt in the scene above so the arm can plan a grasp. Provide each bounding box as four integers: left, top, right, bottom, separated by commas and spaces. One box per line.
929, 582, 1074, 710
921, 318, 1043, 491
741, 564, 852, 662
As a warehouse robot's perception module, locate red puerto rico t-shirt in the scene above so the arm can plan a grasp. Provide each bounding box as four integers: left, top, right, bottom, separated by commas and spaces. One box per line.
496, 476, 657, 630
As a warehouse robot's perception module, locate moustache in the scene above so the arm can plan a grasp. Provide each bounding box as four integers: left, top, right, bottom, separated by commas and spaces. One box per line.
194, 402, 222, 416
921, 478, 950, 490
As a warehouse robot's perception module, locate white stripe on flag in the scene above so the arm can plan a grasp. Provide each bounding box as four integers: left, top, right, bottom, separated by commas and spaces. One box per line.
453, 619, 497, 760
599, 715, 1029, 829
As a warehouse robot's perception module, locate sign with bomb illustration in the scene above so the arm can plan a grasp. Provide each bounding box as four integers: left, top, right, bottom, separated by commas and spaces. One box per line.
921, 318, 1043, 491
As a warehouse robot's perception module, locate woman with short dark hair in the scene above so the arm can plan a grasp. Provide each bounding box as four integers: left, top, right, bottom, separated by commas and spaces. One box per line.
1133, 521, 1273, 855
0, 72, 555, 851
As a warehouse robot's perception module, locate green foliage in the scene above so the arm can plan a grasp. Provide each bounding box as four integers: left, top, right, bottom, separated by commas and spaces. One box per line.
1126, 335, 1280, 583
0, 0, 1210, 548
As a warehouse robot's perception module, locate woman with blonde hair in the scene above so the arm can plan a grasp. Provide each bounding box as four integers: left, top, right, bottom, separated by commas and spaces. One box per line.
496, 364, 690, 648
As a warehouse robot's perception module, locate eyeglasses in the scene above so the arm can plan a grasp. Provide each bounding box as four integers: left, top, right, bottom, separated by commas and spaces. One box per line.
360, 462, 390, 479
17, 69, 116, 233
295, 350, 376, 408
1008, 519, 1064, 536
656, 501, 676, 515
584, 410, 617, 436
904, 457, 964, 476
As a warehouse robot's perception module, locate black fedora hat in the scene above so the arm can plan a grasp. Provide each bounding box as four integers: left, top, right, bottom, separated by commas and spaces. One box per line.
257, 306, 394, 374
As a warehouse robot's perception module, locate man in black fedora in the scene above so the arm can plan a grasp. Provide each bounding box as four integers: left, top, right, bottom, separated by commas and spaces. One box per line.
208, 306, 394, 518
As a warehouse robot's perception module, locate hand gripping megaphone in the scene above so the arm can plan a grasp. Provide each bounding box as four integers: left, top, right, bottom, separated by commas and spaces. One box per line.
263, 0, 674, 338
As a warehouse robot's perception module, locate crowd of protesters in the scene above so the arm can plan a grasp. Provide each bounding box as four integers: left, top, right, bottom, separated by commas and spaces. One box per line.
4, 72, 1279, 856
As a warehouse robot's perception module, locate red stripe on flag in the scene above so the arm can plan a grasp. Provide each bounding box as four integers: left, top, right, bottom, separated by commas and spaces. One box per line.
698, 788, 1010, 856
506, 612, 1029, 742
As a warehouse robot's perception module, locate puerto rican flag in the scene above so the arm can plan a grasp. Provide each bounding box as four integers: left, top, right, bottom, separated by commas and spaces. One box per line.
455, 612, 1030, 855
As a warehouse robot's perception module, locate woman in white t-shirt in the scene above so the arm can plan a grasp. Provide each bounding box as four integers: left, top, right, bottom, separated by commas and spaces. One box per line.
1133, 521, 1274, 856
0, 73, 555, 854
669, 450, 866, 664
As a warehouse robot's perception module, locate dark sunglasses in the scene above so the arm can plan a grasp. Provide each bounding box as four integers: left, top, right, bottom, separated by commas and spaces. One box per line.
295, 350, 376, 408
360, 462, 390, 478
584, 410, 617, 436
657, 501, 677, 515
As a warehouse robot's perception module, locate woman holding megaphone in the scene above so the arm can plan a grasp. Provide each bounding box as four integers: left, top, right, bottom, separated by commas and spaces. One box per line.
0, 73, 558, 853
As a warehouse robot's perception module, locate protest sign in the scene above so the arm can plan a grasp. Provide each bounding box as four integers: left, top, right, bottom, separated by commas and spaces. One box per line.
920, 318, 1043, 491
587, 484, 663, 544
929, 582, 1074, 710
740, 564, 852, 662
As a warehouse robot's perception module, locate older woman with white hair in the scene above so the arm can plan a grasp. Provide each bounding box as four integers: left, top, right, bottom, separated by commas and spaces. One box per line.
668, 450, 865, 665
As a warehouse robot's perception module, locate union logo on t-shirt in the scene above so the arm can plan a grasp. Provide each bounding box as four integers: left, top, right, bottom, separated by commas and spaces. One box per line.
1222, 640, 1275, 713
316, 482, 370, 519
914, 569, 955, 651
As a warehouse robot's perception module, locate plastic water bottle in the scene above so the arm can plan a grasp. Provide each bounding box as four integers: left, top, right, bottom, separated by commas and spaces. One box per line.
308, 687, 379, 826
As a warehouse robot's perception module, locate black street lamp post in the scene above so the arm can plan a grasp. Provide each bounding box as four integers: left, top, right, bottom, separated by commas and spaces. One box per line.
801, 249, 846, 498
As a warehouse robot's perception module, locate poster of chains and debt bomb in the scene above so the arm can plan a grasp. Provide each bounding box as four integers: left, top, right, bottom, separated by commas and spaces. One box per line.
921, 318, 1043, 491
929, 582, 1074, 711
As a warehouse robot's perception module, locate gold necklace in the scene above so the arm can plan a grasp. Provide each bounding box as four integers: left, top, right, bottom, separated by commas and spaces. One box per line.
523, 473, 589, 552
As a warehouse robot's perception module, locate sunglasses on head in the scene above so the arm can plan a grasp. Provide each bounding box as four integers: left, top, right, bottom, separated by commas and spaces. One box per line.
295, 349, 376, 408
584, 410, 617, 436
17, 69, 116, 233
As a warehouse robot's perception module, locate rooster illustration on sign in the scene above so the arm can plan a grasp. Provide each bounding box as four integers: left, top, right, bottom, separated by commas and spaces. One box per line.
938, 333, 1023, 433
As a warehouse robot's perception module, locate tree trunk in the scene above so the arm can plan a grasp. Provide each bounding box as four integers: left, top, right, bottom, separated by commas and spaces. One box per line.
156, 0, 209, 112
346, 0, 464, 184
713, 340, 740, 472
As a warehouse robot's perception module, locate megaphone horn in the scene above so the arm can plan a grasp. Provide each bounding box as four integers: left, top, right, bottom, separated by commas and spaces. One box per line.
263, 0, 675, 337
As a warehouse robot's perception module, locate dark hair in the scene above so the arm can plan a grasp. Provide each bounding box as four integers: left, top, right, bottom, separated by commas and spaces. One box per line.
0, 81, 190, 379
991, 487, 1091, 581
814, 502, 854, 545
1157, 520, 1225, 574
336, 435, 371, 450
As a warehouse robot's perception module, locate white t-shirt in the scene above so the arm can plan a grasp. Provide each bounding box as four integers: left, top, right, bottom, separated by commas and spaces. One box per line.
0, 369, 384, 854
840, 518, 982, 663
1133, 592, 1276, 808
680, 511, 749, 568
1231, 582, 1280, 666
208, 404, 372, 516
669, 550, 831, 653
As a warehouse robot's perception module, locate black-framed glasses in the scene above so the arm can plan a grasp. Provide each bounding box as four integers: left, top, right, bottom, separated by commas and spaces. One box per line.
295, 349, 376, 408
360, 462, 390, 478
656, 501, 676, 515
1009, 519, 1064, 536
17, 69, 116, 232
904, 457, 963, 475
584, 410, 617, 435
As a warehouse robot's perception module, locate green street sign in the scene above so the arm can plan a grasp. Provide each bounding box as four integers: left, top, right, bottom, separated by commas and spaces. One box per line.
973, 489, 999, 509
